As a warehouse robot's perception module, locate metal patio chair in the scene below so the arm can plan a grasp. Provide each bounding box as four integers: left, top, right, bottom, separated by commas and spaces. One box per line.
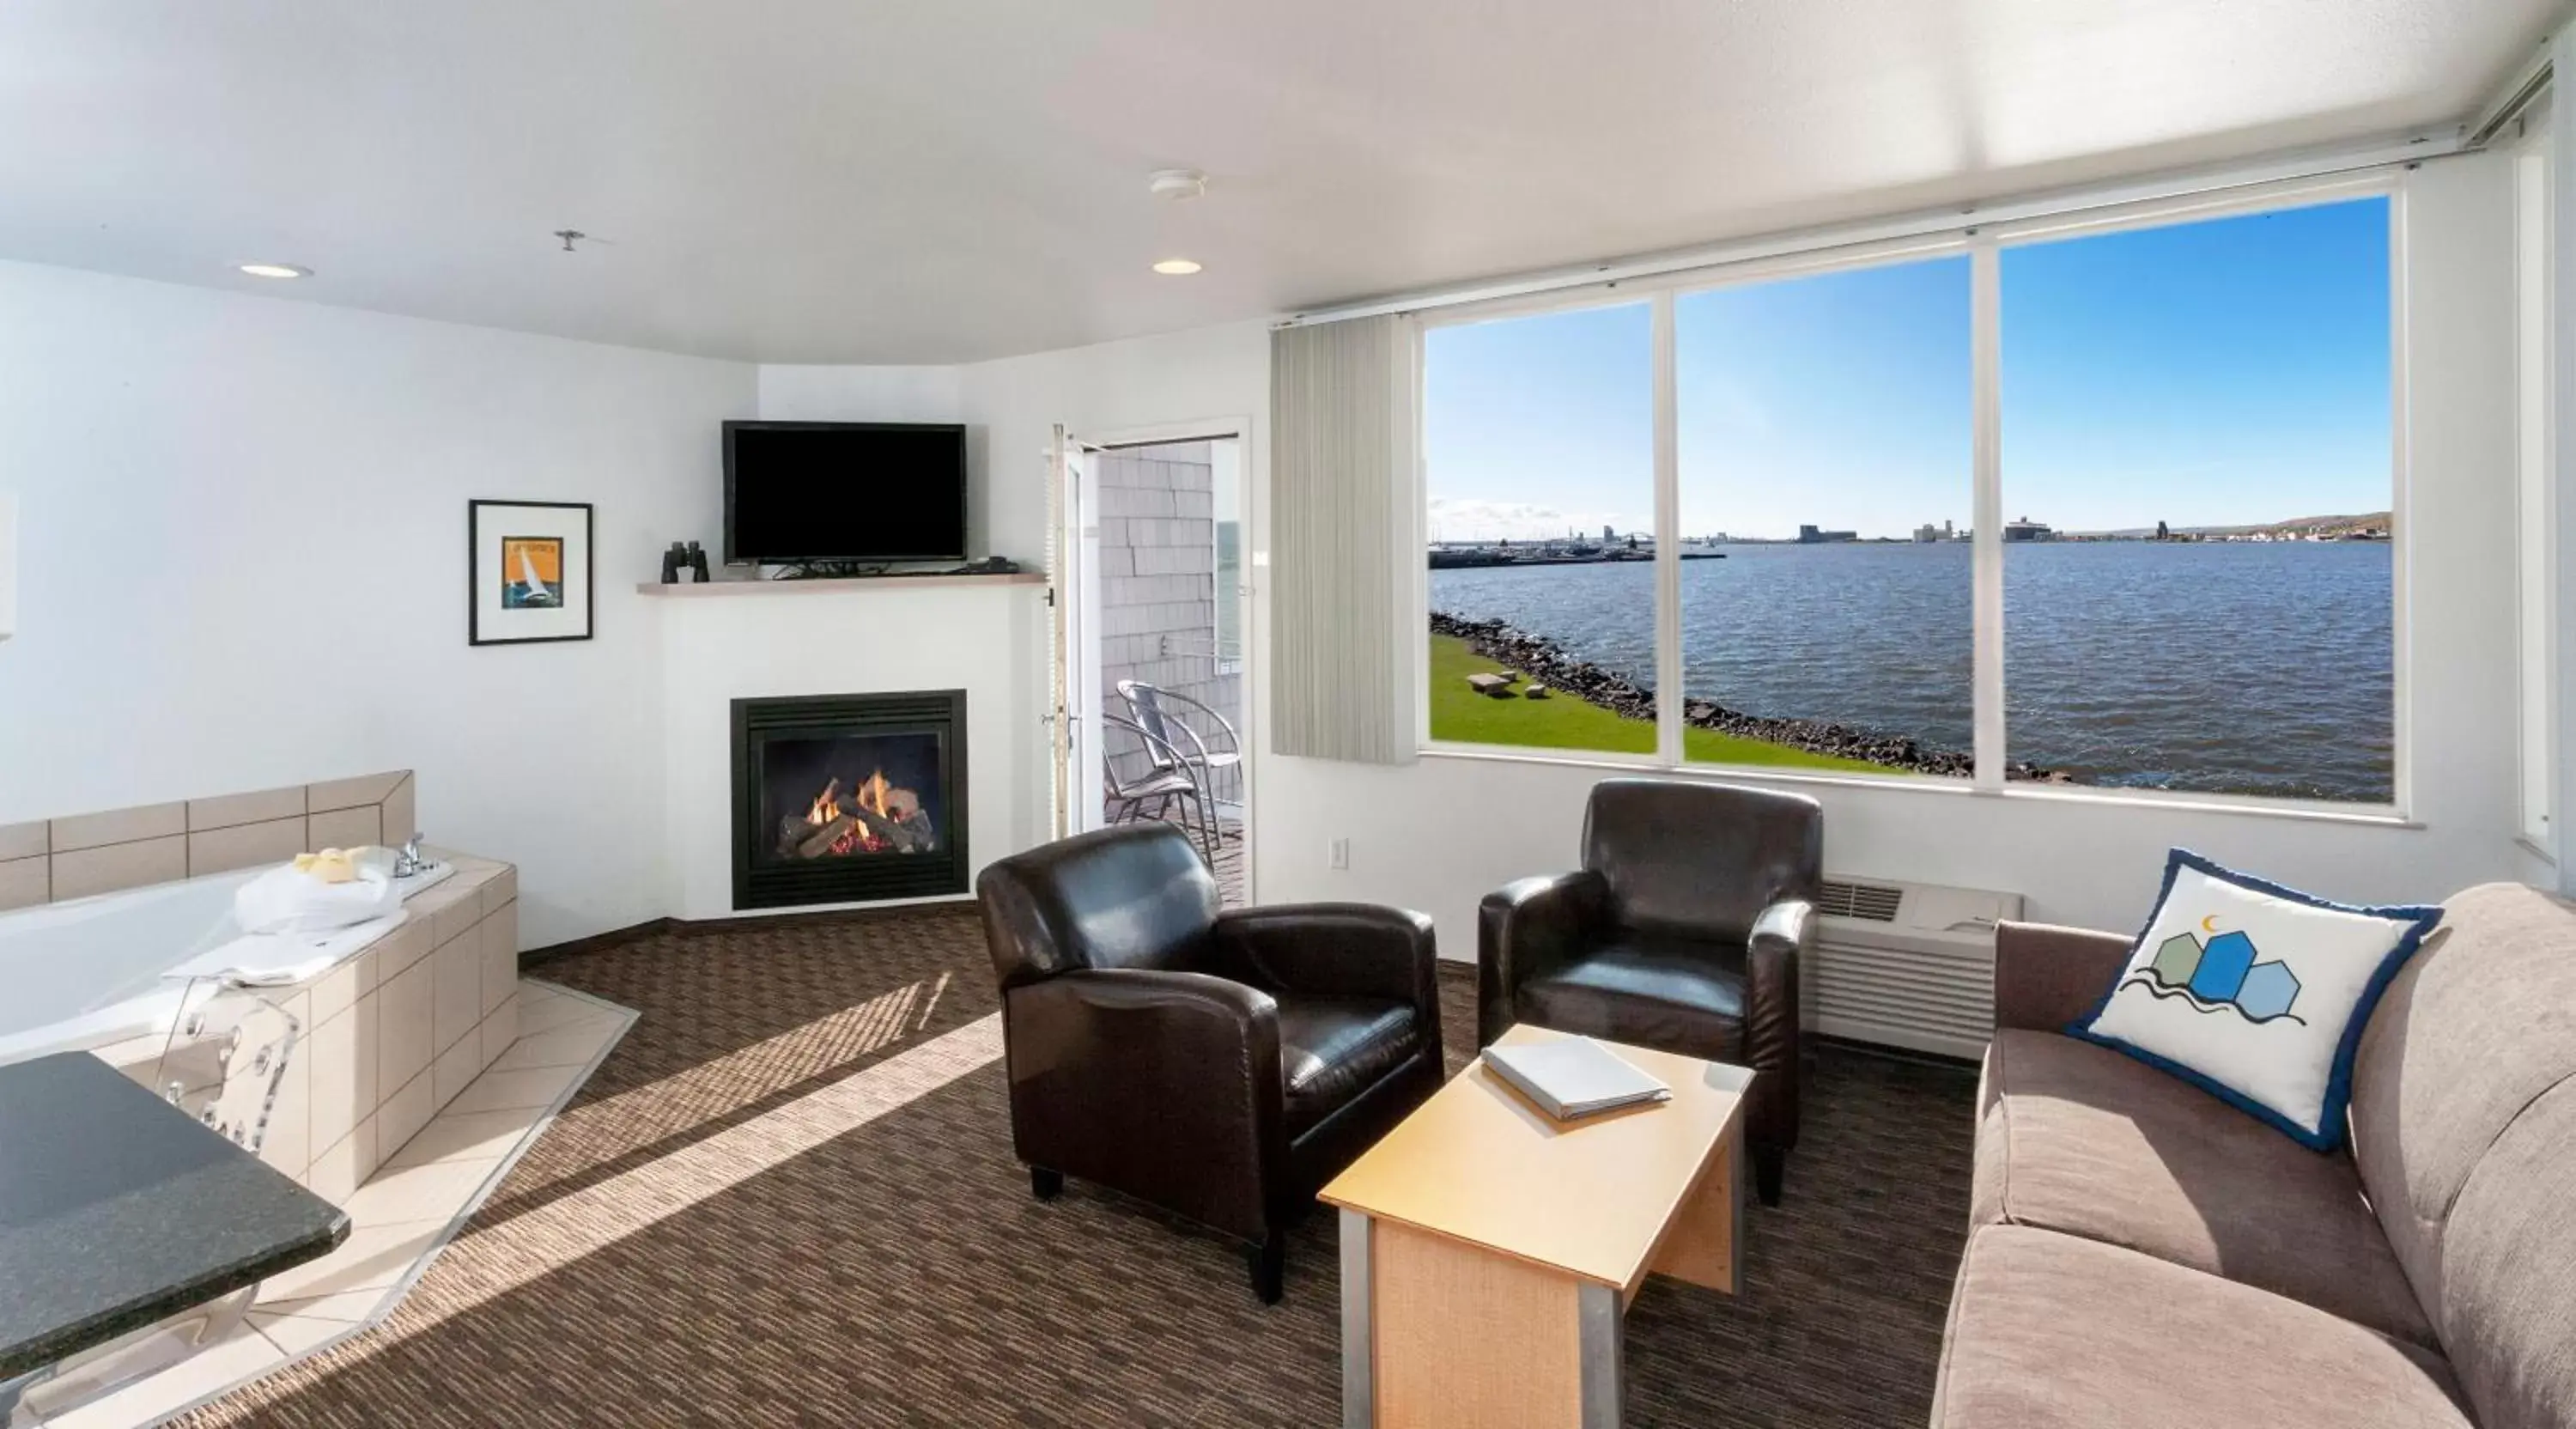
1102, 712, 1221, 861
1115, 679, 1242, 815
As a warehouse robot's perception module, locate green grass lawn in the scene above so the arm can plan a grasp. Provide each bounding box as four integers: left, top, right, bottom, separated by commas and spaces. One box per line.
1427, 632, 1893, 773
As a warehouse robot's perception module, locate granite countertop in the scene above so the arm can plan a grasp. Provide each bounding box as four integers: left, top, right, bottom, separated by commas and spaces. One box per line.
0, 1051, 349, 1380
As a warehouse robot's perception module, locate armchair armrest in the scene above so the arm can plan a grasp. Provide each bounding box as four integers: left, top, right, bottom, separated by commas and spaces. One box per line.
1749, 897, 1814, 959
1478, 870, 1609, 1047
1992, 921, 2135, 1032
1003, 968, 1285, 1241
1211, 903, 1437, 1019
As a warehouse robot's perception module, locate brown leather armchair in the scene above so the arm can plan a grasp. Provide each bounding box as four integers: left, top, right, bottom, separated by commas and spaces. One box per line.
976, 823, 1443, 1304
1478, 778, 1819, 1206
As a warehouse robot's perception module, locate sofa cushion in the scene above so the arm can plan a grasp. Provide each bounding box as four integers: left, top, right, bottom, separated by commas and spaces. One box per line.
2430, 1078, 2576, 1429
1275, 994, 1420, 1137
1935, 1225, 2469, 1429
2348, 882, 2576, 1345
1516, 934, 1746, 1062
1975, 1029, 2434, 1347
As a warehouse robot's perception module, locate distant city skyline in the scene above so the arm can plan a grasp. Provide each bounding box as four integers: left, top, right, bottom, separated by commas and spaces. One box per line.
1425, 196, 2393, 543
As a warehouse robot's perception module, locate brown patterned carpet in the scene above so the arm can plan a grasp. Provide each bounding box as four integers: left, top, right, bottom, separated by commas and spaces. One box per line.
179, 907, 1976, 1428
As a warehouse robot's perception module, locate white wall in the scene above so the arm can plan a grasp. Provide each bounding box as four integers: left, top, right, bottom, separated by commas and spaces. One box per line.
0, 261, 756, 946
1257, 154, 2550, 952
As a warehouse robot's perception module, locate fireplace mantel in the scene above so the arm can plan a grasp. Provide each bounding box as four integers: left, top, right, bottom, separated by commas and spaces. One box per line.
635, 572, 1045, 598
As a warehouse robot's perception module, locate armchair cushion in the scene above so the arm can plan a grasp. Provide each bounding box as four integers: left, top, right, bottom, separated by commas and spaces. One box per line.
1516, 933, 1747, 1063
1276, 994, 1425, 1137
1212, 903, 1437, 1012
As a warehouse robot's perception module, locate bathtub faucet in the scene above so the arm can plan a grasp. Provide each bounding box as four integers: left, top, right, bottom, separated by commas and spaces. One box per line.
393, 834, 436, 879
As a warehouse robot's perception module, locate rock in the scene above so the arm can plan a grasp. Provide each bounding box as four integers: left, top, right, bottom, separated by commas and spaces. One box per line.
1467, 673, 1514, 696
1523, 684, 1550, 700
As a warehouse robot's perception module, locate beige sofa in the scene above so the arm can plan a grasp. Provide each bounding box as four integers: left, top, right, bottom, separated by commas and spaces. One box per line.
1933, 882, 2576, 1429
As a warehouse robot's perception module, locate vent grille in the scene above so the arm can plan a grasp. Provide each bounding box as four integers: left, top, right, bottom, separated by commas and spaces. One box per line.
1816, 879, 1905, 921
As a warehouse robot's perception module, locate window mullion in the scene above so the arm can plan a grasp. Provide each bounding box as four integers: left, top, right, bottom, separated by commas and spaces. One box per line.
1971, 240, 2006, 791
1652, 290, 1683, 766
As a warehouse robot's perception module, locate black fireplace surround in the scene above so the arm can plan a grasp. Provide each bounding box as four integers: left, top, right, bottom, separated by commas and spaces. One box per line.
732, 690, 968, 910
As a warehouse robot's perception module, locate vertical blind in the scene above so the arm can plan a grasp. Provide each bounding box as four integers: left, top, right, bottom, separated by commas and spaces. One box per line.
1269, 314, 1419, 763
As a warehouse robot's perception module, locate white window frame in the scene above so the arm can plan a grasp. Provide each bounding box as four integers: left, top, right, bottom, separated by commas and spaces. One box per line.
1413, 173, 2412, 822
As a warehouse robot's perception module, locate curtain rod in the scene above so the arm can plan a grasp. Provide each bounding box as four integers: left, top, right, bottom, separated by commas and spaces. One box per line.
1273, 129, 2468, 330
2465, 49, 2554, 150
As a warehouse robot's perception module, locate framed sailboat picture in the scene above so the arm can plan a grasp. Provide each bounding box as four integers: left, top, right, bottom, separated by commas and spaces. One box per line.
469, 500, 593, 645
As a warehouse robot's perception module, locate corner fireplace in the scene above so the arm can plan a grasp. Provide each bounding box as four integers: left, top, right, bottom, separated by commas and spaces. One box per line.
732, 690, 967, 909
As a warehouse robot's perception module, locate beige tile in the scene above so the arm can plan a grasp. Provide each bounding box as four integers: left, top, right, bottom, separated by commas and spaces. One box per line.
254, 1217, 447, 1302
90, 1032, 167, 1077
483, 866, 519, 917
378, 958, 434, 1093
252, 1310, 355, 1359
307, 804, 383, 853
440, 1061, 587, 1116
43, 1321, 283, 1429
307, 994, 378, 1152
49, 800, 185, 853
188, 815, 308, 877
306, 771, 406, 813
431, 889, 483, 952
384, 1104, 544, 1170
374, 919, 433, 978
51, 835, 185, 899
489, 1019, 618, 1073
307, 1122, 366, 1205
381, 774, 416, 853
259, 1042, 313, 1181
0, 855, 46, 912
432, 928, 482, 1055
188, 785, 307, 831
517, 992, 623, 1039
431, 1033, 479, 1108
0, 818, 46, 861
250, 1287, 389, 1322
480, 902, 519, 1017
308, 947, 374, 1027
345, 1155, 495, 1226
379, 1070, 434, 1157
479, 991, 520, 1068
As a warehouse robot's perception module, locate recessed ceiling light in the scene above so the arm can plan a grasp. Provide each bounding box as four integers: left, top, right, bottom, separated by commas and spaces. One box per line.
237, 263, 310, 279
1152, 258, 1203, 276
1147, 169, 1207, 201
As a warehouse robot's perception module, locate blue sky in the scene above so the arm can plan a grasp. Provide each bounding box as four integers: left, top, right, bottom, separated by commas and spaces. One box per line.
1423, 196, 2392, 541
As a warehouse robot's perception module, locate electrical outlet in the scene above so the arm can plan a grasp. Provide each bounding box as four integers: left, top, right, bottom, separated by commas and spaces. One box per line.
1327, 837, 1351, 871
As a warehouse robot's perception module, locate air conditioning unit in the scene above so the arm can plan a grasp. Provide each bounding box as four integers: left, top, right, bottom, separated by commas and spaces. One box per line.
1807, 874, 2026, 1061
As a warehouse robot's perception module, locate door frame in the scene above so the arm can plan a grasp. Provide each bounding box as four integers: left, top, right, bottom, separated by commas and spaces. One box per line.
1059, 416, 1257, 902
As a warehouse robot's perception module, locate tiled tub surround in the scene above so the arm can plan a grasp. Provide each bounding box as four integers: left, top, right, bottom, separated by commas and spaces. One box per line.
94, 851, 523, 1201
0, 772, 419, 913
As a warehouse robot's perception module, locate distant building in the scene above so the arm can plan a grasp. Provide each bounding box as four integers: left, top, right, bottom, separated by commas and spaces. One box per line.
2002, 516, 2054, 543
1914, 520, 1956, 543
1798, 523, 1858, 544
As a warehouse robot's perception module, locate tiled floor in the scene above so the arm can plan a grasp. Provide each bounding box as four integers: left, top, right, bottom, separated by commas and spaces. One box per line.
26, 982, 633, 1429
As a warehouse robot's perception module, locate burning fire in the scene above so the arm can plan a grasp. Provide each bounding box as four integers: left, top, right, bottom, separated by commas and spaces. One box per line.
805, 772, 896, 854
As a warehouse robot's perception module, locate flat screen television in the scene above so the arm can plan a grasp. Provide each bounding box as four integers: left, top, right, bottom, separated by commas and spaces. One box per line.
723, 421, 968, 565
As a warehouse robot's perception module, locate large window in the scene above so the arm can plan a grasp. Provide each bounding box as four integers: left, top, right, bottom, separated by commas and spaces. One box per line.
1676, 257, 1972, 777
1424, 301, 1655, 753
1419, 187, 2401, 806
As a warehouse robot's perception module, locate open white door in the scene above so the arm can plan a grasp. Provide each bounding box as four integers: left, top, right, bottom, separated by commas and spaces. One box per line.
1048, 428, 1107, 836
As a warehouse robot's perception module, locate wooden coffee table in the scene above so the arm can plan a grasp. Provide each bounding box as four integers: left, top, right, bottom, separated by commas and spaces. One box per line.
1319, 1025, 1751, 1428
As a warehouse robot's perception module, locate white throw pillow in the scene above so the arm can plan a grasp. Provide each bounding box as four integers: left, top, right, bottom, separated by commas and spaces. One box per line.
2069, 850, 2442, 1150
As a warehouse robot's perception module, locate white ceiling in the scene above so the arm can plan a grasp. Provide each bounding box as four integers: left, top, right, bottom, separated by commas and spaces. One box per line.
0, 1, 2555, 364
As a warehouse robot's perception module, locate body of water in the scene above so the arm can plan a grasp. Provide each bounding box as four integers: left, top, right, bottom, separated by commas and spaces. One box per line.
1429, 541, 2393, 802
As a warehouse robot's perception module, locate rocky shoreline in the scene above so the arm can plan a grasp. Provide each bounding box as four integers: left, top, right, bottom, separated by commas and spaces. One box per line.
1432, 612, 2068, 782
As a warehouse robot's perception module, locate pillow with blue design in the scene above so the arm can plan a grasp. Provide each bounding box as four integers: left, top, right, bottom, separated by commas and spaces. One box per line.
2069, 849, 2442, 1151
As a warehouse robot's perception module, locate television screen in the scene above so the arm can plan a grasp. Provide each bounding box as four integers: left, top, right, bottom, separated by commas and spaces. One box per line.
723, 422, 968, 563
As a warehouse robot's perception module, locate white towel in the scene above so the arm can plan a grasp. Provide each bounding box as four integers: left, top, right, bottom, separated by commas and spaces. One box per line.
167, 912, 407, 988
233, 848, 402, 935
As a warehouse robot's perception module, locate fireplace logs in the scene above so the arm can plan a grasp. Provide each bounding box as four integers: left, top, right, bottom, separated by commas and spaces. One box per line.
777, 770, 939, 859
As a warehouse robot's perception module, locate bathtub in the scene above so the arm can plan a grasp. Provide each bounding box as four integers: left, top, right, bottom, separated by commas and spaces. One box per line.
0, 862, 453, 1067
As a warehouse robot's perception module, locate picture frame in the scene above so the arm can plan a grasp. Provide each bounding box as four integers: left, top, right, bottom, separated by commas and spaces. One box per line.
469, 500, 594, 646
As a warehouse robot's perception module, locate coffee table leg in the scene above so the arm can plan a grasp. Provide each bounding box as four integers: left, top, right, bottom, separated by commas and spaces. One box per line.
1577, 1281, 1624, 1427
1340, 1207, 1375, 1429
